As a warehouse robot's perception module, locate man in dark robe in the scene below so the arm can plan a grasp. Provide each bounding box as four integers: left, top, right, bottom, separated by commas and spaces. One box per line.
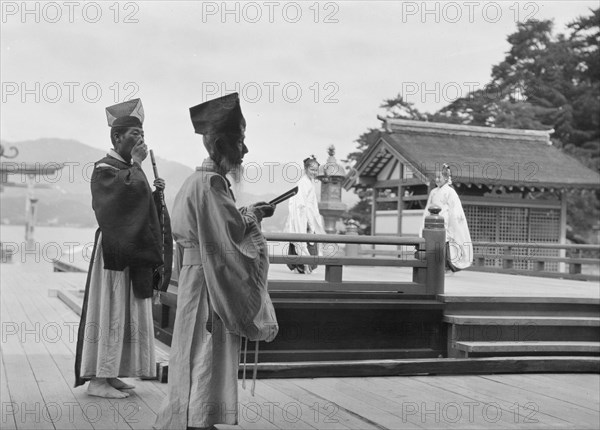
74, 98, 170, 398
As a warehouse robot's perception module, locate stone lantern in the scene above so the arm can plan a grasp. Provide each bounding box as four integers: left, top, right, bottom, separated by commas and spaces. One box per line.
317, 145, 347, 234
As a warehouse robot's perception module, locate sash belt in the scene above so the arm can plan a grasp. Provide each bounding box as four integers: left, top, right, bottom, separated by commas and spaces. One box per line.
182, 247, 202, 266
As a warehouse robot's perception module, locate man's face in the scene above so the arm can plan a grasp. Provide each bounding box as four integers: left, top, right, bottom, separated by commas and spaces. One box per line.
222, 132, 247, 167
115, 127, 144, 159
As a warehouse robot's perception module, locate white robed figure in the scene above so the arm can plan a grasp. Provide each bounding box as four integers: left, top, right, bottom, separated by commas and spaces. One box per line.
155, 93, 277, 429
421, 163, 473, 271
284, 156, 326, 274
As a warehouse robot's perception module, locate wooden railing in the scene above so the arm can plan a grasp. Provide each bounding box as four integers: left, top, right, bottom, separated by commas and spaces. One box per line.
471, 242, 600, 281
264, 212, 446, 296
355, 240, 599, 281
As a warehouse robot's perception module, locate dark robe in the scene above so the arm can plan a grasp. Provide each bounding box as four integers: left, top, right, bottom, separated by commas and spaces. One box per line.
74, 154, 170, 387
91, 155, 164, 295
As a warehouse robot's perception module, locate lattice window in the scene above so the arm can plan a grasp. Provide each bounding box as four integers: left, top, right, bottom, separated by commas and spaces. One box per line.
465, 206, 495, 242
464, 205, 561, 272
528, 208, 560, 271
465, 206, 501, 267
529, 209, 560, 242
499, 207, 529, 269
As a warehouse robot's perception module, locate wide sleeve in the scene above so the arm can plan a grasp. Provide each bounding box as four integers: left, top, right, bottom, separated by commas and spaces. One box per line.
285, 178, 309, 234
305, 182, 325, 235
446, 188, 467, 242
446, 188, 473, 269
91, 163, 162, 270
195, 174, 269, 334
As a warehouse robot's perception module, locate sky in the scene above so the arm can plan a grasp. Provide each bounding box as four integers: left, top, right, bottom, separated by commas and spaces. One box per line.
1, 0, 598, 196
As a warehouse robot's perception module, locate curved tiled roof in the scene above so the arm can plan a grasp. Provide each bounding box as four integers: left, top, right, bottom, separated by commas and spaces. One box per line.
346, 119, 600, 190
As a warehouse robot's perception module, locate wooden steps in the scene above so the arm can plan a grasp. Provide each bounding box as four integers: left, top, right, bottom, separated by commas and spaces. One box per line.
455, 341, 600, 357
444, 315, 600, 326
444, 296, 600, 360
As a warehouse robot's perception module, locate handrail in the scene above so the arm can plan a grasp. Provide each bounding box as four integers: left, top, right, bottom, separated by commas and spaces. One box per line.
470, 240, 599, 280
265, 236, 599, 252
265, 232, 424, 246
474, 241, 600, 251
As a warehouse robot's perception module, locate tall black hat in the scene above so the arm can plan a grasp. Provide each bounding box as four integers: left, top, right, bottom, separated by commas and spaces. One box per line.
189, 93, 245, 135
106, 98, 144, 128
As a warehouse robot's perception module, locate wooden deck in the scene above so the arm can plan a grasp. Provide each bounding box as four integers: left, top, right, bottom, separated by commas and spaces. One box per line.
1, 261, 599, 429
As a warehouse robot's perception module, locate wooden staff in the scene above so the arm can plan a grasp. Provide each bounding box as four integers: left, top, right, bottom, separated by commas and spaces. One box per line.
150, 149, 166, 295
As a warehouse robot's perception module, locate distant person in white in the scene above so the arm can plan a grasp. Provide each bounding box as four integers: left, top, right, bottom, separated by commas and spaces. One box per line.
284, 155, 326, 274
421, 163, 473, 272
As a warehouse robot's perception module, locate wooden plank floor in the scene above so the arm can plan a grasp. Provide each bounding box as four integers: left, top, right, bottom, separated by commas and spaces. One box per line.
1, 261, 599, 429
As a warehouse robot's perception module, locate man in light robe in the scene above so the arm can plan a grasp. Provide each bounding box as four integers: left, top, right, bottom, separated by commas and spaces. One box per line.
155, 93, 275, 429
420, 163, 473, 271
284, 156, 326, 273
74, 99, 168, 398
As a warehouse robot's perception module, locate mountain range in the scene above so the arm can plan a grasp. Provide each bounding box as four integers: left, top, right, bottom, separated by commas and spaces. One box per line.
0, 138, 291, 231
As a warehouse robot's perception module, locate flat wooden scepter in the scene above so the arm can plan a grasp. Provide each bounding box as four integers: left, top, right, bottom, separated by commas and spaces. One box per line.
269, 186, 298, 206
149, 149, 159, 180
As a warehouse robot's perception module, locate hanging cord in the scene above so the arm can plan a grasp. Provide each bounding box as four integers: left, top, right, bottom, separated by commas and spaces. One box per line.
241, 337, 248, 389
251, 340, 259, 396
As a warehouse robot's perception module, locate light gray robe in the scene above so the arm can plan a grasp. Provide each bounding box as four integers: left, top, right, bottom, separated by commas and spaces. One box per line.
155, 160, 269, 429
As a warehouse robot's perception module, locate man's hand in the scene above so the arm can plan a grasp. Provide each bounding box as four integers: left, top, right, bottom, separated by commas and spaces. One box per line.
249, 201, 275, 222
131, 142, 148, 165
154, 178, 165, 191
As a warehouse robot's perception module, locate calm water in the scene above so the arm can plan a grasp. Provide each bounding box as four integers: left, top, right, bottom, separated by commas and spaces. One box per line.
1, 224, 97, 268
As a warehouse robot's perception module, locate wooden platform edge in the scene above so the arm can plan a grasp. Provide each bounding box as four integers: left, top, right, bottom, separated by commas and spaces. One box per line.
466, 266, 600, 282
54, 289, 83, 316
250, 356, 600, 378
152, 357, 600, 382
439, 295, 600, 304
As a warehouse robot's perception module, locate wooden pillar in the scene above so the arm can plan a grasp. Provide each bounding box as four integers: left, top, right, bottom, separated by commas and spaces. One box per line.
559, 189, 567, 273
24, 176, 37, 249
397, 162, 403, 236
397, 184, 403, 236
423, 205, 445, 296
370, 188, 376, 235
370, 188, 377, 256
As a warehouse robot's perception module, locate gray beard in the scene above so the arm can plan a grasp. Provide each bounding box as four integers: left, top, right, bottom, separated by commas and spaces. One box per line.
228, 164, 245, 198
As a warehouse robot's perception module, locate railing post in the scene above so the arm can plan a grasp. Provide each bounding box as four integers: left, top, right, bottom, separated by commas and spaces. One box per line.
503, 246, 514, 269
423, 205, 445, 296
344, 222, 359, 257
570, 248, 583, 275
325, 265, 343, 282
535, 260, 545, 272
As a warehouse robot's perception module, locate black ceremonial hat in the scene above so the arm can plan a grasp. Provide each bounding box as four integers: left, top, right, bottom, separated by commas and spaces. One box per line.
189, 93, 246, 135
106, 98, 144, 128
